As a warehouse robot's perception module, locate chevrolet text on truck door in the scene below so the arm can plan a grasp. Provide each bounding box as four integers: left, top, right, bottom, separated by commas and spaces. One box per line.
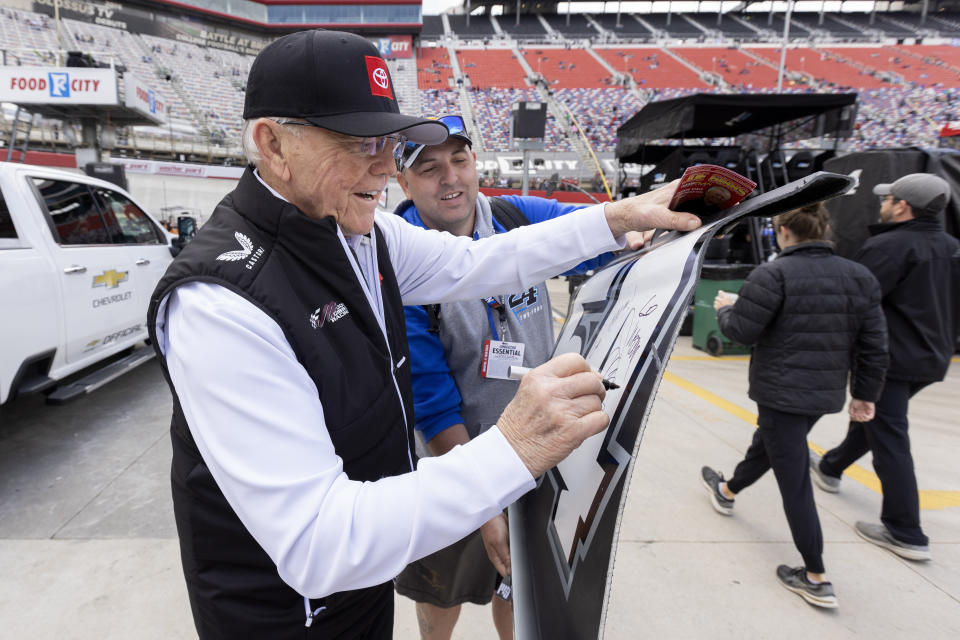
0, 162, 175, 406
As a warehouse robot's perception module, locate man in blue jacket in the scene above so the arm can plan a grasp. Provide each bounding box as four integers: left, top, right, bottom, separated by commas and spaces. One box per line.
811, 172, 960, 562
392, 115, 632, 639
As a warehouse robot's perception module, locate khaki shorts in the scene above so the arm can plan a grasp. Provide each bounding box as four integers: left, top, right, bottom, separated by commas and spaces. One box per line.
394, 529, 502, 608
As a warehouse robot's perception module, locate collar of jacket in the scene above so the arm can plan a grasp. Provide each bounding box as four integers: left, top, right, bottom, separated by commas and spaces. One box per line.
868, 216, 944, 237
393, 198, 416, 218
233, 167, 341, 239
777, 240, 835, 258
391, 193, 494, 238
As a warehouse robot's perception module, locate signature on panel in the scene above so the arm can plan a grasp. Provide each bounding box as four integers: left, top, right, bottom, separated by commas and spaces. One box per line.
598, 294, 659, 387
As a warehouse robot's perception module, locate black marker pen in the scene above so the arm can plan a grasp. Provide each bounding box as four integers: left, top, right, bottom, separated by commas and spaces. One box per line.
507, 365, 620, 390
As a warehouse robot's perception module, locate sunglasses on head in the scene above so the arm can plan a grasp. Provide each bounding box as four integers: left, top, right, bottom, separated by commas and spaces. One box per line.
399, 115, 468, 170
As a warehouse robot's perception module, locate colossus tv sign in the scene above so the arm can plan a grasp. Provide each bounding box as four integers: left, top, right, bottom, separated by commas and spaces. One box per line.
0, 67, 118, 105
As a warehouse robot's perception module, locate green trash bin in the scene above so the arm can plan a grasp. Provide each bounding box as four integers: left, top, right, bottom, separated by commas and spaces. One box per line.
692, 264, 755, 357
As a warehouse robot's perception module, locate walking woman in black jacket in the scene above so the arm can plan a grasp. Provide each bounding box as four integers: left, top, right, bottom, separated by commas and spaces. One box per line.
699, 203, 888, 609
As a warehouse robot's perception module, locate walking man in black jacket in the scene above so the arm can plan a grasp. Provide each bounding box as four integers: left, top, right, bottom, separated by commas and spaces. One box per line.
811, 172, 960, 562
701, 204, 888, 609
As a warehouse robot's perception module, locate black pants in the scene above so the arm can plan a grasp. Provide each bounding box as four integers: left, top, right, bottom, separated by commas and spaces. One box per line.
820, 379, 930, 547
727, 405, 825, 574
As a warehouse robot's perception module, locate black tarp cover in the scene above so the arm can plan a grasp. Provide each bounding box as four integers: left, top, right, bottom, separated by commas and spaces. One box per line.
822, 148, 960, 259
616, 93, 858, 161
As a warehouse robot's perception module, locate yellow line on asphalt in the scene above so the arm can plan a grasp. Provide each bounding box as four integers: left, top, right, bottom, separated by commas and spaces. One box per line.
661, 370, 960, 510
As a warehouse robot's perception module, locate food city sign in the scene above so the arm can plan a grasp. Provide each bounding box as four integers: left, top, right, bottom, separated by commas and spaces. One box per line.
124, 74, 166, 124
0, 67, 117, 105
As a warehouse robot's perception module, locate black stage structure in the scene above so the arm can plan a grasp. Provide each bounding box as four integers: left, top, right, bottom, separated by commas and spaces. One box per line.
615, 92, 859, 264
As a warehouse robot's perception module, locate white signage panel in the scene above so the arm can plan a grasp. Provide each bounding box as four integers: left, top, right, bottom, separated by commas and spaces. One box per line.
124, 74, 167, 124
0, 67, 117, 105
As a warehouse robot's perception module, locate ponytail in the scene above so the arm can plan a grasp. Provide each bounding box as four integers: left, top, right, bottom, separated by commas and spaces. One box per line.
773, 203, 830, 242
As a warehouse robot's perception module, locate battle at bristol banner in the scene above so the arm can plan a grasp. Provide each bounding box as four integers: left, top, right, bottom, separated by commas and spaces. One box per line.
509, 172, 855, 640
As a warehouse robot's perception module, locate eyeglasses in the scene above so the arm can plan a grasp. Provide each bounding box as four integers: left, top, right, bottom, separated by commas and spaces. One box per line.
400, 115, 468, 170
272, 119, 407, 162
879, 194, 900, 204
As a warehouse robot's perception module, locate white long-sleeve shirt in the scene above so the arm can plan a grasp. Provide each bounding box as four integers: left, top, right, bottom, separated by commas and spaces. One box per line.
155, 201, 622, 599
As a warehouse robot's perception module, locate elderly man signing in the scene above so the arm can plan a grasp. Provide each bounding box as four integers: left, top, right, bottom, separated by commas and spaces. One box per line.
148, 29, 701, 639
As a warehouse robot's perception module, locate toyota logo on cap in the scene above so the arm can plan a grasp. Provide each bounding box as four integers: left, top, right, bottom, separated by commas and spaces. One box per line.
373, 67, 389, 89
365, 56, 394, 100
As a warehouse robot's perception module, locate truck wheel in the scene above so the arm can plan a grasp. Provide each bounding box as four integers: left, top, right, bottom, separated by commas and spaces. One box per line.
706, 335, 723, 357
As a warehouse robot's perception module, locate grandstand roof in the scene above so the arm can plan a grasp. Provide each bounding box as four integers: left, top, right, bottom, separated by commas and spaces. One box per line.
616, 93, 857, 158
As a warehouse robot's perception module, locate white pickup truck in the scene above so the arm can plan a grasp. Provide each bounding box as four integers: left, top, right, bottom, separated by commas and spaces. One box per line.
0, 162, 176, 406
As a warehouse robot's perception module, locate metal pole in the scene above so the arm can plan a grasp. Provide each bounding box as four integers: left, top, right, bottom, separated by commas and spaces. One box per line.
777, 0, 794, 93
516, 0, 520, 27
7, 106, 19, 162
54, 0, 63, 66
566, 1, 571, 26
921, 0, 929, 25
467, 0, 471, 27
617, 0, 621, 28
521, 148, 530, 196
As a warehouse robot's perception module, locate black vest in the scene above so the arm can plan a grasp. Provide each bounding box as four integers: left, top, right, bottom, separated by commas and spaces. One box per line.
147, 169, 415, 639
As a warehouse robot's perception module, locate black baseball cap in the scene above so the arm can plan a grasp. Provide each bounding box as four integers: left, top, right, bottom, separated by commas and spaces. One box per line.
243, 30, 448, 145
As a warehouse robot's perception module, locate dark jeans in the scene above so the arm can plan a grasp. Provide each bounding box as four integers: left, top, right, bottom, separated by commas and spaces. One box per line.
820, 379, 930, 547
727, 405, 825, 574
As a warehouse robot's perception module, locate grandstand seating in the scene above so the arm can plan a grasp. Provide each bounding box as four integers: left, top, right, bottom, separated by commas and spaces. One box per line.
764, 13, 815, 36
788, 13, 834, 35
522, 49, 612, 89
705, 14, 761, 39
497, 15, 548, 38
417, 46, 455, 89
734, 13, 777, 37
458, 49, 527, 88
590, 14, 651, 38
596, 48, 706, 89
139, 33, 248, 142
896, 44, 960, 82
543, 14, 597, 38
421, 15, 445, 38
932, 12, 960, 31
640, 14, 706, 39
64, 20, 203, 141
448, 15, 495, 39
834, 12, 911, 37
388, 58, 420, 116
884, 11, 946, 35
1, 4, 960, 162
418, 89, 462, 119
554, 88, 645, 151
748, 47, 891, 89
466, 87, 538, 151
819, 14, 869, 36
676, 48, 780, 90
832, 46, 960, 87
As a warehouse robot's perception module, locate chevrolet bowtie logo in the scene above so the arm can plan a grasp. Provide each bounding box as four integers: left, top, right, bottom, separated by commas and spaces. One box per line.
92, 269, 128, 289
